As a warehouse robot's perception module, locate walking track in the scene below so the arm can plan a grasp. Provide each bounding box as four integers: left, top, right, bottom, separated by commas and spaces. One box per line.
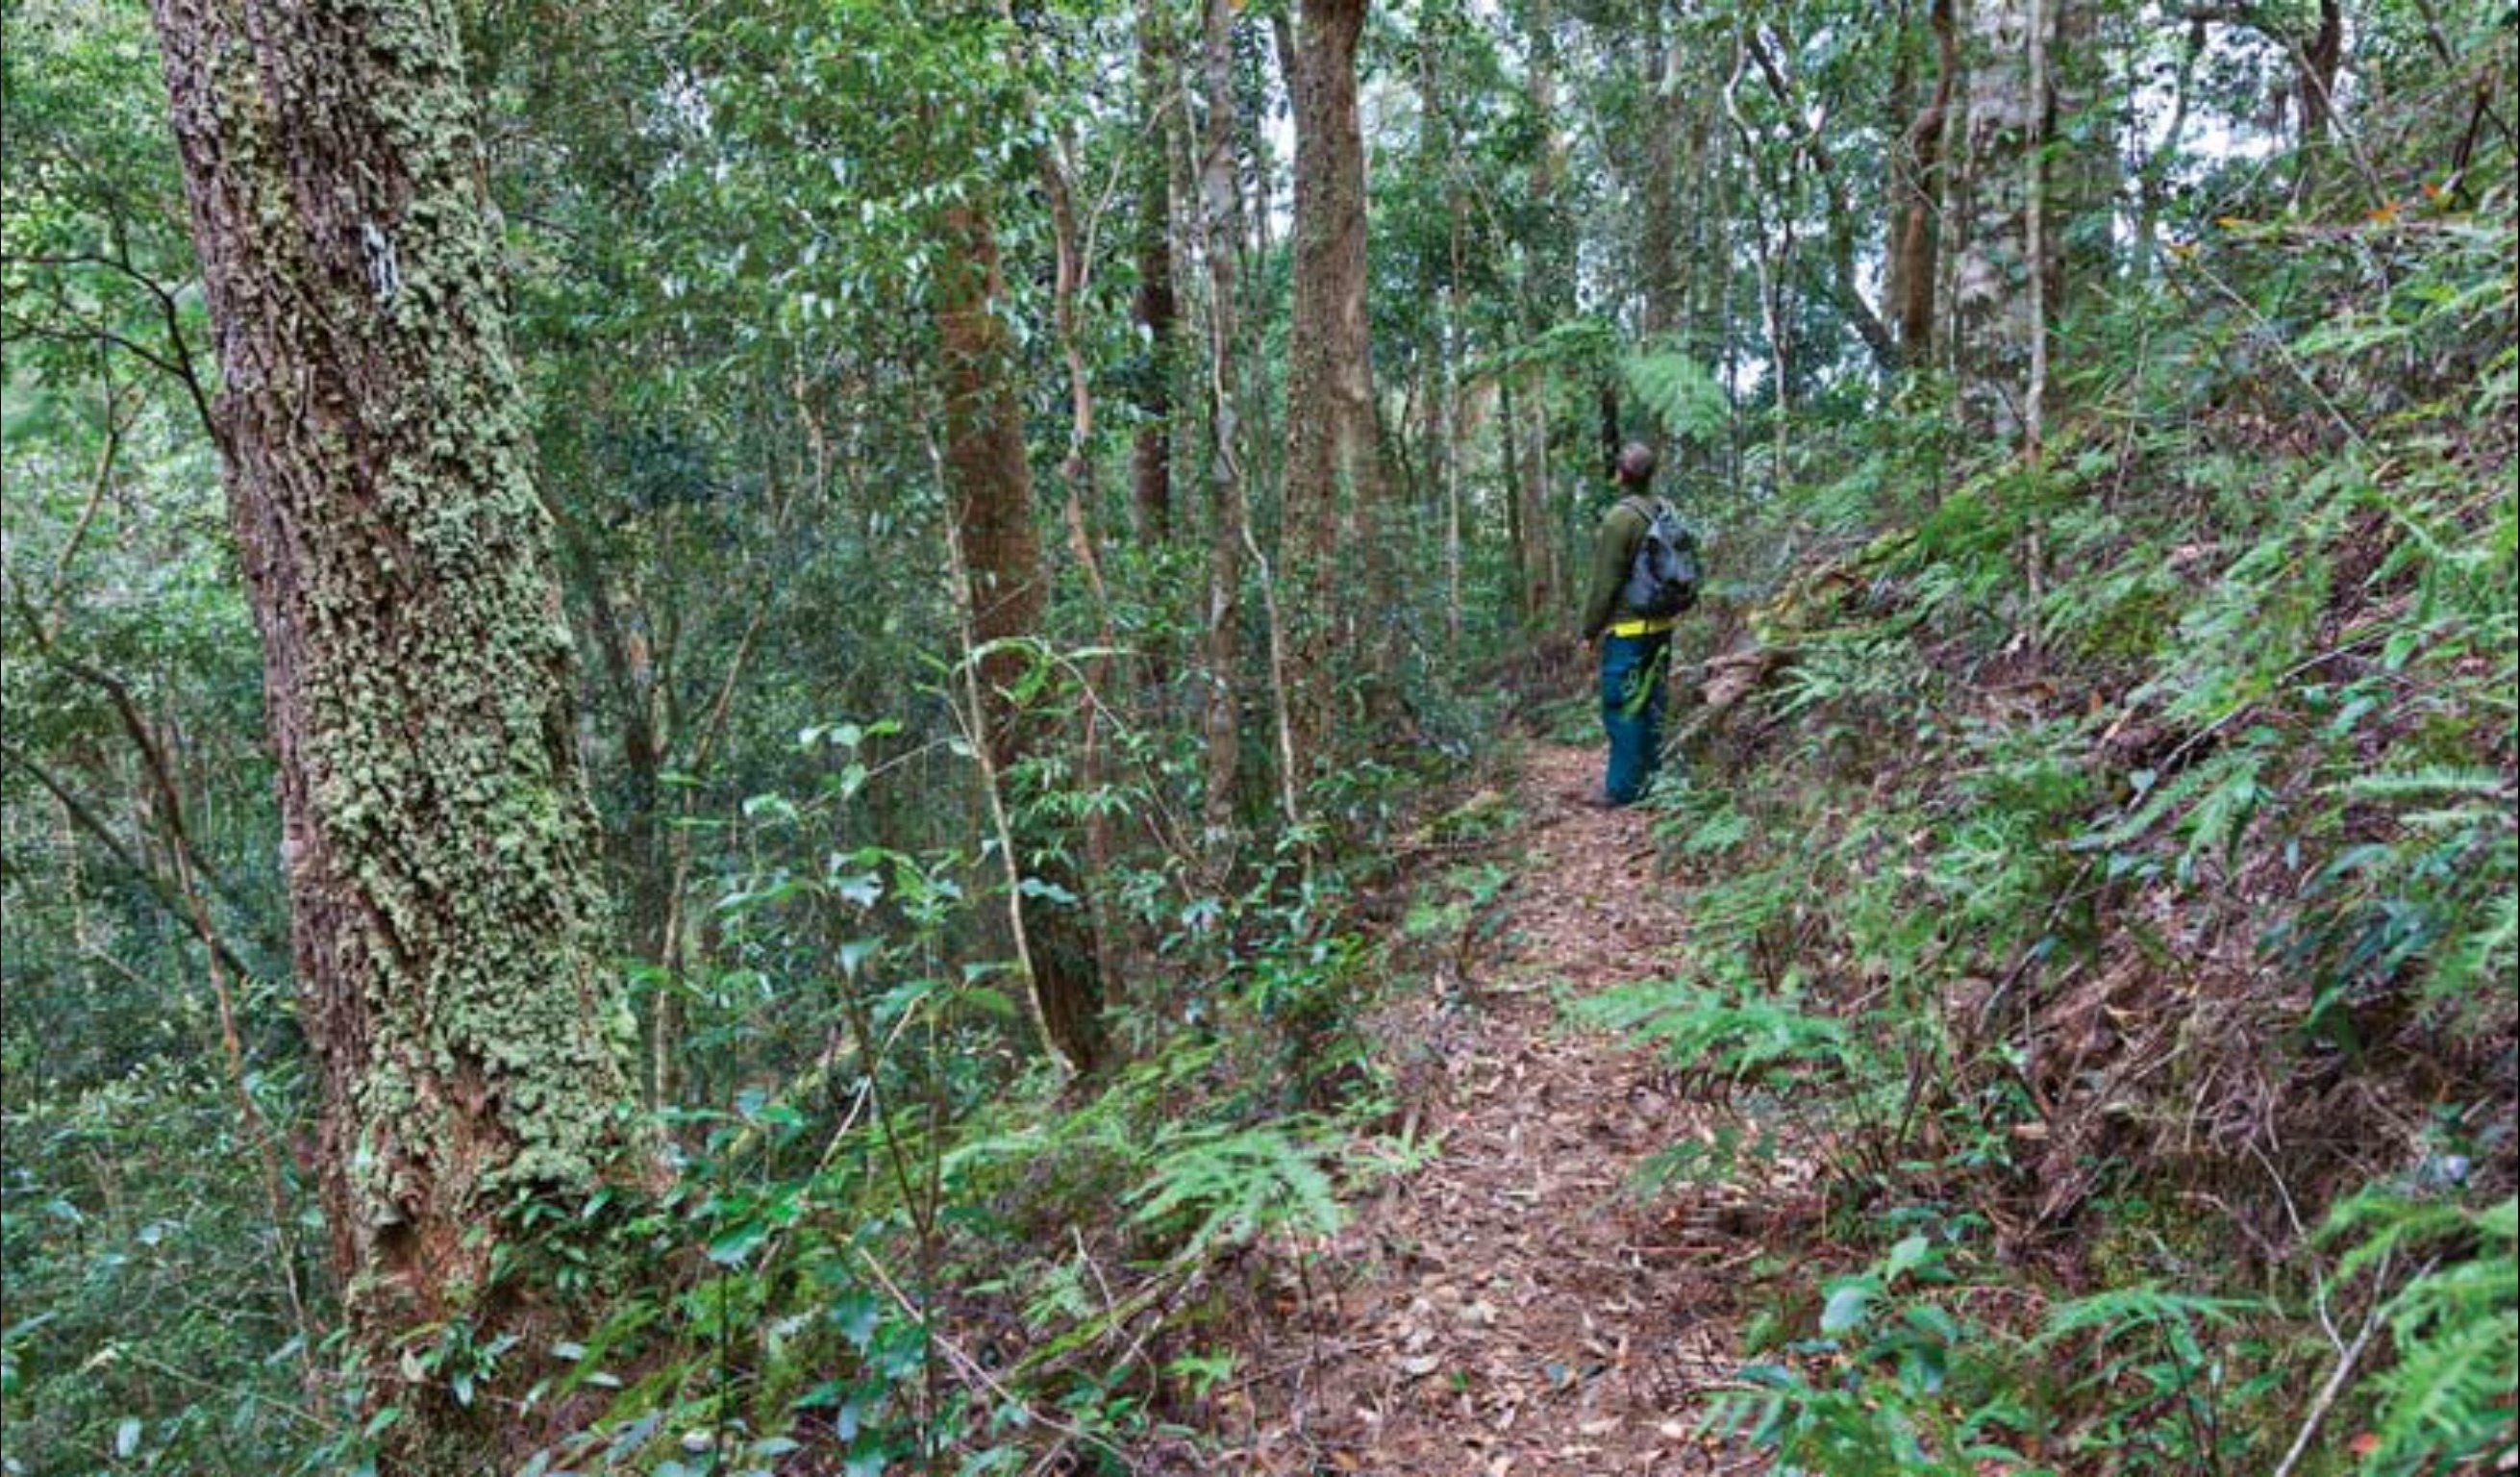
1228, 742, 1792, 1476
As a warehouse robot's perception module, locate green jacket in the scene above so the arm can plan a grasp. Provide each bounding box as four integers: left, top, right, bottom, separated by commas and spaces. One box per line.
1580, 492, 1663, 640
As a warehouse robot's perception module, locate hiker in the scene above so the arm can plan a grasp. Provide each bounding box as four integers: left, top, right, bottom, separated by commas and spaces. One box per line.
1577, 442, 1700, 807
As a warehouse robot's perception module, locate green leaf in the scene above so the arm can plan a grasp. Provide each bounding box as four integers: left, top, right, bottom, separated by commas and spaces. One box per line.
1820, 1281, 1875, 1336
831, 1289, 882, 1351
1883, 1235, 1934, 1286
706, 1221, 769, 1266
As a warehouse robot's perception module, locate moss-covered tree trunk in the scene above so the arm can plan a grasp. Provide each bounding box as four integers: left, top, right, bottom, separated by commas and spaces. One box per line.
145, 0, 646, 1463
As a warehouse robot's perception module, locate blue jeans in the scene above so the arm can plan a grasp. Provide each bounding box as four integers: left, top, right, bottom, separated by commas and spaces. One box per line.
1599, 631, 1670, 804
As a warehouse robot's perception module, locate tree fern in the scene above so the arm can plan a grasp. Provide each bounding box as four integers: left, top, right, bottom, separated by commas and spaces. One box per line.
1622, 348, 1730, 445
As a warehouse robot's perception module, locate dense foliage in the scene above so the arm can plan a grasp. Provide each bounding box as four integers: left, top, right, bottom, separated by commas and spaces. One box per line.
3, 0, 2511, 1471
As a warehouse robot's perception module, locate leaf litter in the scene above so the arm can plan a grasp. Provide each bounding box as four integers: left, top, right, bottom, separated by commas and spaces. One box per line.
1229, 743, 1784, 1475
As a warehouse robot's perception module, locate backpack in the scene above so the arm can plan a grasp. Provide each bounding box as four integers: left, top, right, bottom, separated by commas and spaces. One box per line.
1617, 496, 1702, 619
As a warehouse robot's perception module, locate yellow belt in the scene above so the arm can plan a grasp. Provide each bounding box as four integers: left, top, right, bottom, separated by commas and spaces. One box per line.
1607, 615, 1678, 638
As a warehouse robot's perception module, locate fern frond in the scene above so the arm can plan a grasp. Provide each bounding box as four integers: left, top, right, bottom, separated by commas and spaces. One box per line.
2321, 1193, 2518, 1470
1125, 1121, 1345, 1257
2334, 766, 2511, 802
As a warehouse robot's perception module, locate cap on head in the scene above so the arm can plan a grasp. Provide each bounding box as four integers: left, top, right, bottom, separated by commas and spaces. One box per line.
1615, 441, 1658, 488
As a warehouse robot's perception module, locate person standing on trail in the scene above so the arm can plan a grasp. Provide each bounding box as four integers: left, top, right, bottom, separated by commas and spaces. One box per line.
1577, 442, 1701, 807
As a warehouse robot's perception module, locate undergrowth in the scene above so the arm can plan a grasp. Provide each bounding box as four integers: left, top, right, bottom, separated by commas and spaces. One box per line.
462, 722, 1524, 1476
1574, 188, 2519, 1472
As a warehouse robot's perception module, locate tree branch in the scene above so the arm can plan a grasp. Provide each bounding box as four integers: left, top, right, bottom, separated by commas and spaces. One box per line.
1742, 28, 1901, 373
0, 738, 270, 987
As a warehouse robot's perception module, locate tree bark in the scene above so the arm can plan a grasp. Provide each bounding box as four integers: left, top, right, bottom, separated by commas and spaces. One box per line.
1890, 0, 1958, 361
2299, 0, 2343, 147
1501, 370, 1532, 617
1428, 7, 1467, 651
1195, 0, 1248, 849
1518, 0, 1568, 617
1132, 0, 1179, 544
932, 200, 1107, 1075
1951, 0, 2056, 444
2025, 0, 2051, 459
1639, 17, 1686, 343
1414, 13, 1452, 513
1032, 94, 1135, 1008
1283, 0, 1384, 764
145, 0, 647, 1460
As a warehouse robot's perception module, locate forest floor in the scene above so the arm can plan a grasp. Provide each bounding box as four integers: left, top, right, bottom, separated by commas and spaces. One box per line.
1226, 741, 1809, 1476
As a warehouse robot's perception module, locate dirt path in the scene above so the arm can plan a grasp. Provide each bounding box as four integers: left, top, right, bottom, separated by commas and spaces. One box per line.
1233, 743, 1763, 1476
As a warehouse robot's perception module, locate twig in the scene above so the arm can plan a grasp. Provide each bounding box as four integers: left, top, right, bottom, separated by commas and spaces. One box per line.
850, 1244, 1128, 1464
2269, 1248, 2418, 1477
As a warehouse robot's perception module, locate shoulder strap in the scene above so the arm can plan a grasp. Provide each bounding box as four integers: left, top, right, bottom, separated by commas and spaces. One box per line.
1619, 493, 1674, 526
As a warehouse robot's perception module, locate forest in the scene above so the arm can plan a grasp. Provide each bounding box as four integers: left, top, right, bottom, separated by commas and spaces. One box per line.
1, 0, 2513, 1471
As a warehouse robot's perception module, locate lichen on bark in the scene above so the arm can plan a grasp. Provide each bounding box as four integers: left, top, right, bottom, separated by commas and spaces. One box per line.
147, 0, 650, 1461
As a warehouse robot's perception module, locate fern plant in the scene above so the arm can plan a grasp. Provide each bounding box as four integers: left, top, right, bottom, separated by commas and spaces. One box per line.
1569, 976, 1856, 1089
1123, 1119, 1345, 1259
2323, 1192, 2519, 1473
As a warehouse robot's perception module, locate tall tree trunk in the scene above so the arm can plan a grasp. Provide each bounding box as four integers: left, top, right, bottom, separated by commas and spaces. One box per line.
1414, 12, 1452, 513
1639, 16, 1686, 343
1501, 371, 1532, 618
1196, 0, 1248, 849
1519, 0, 1568, 616
1525, 0, 1568, 320
2298, 0, 2343, 147
1513, 371, 1554, 619
1890, 0, 1958, 361
1433, 8, 1468, 651
1283, 0, 1383, 765
2024, 0, 2051, 459
1132, 0, 1179, 544
1442, 268, 1464, 653
932, 201, 1106, 1075
2289, 0, 2345, 197
1410, 5, 1471, 619
1713, 123, 1744, 489
146, 0, 647, 1460
2047, 0, 2118, 317
1951, 0, 2056, 445
1679, 87, 1724, 483
1537, 393, 1563, 606
995, 0, 1136, 1006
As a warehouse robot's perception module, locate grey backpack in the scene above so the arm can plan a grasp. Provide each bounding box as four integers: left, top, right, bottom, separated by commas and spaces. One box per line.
1618, 497, 1702, 619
